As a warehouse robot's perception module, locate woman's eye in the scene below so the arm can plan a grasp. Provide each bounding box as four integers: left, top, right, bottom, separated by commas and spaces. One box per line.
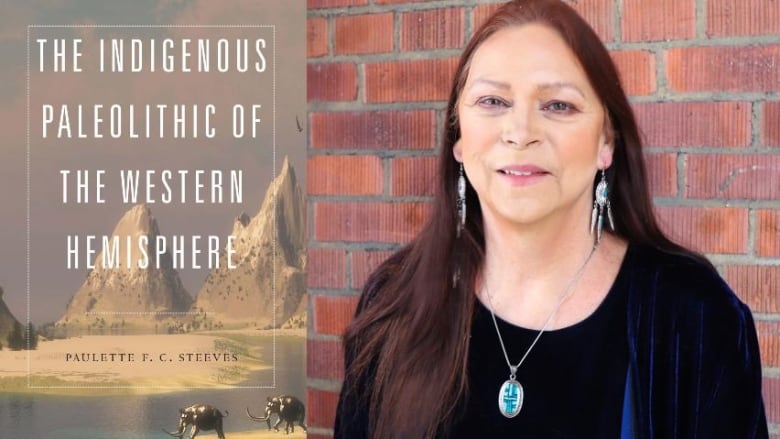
477, 97, 509, 108
543, 101, 576, 113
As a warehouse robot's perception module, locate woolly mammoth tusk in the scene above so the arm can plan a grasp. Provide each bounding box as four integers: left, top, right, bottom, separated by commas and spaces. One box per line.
246, 407, 270, 421
161, 427, 185, 437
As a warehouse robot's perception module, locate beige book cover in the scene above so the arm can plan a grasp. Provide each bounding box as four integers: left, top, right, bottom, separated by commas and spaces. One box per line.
0, 1, 307, 437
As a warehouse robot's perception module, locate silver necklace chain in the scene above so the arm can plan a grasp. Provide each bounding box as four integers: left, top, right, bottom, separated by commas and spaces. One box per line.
484, 244, 598, 381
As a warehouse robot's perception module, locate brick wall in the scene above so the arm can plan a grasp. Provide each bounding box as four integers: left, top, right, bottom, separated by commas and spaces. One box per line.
306, 0, 780, 436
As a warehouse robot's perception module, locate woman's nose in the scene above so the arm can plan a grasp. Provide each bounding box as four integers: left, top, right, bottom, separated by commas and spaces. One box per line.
500, 106, 541, 148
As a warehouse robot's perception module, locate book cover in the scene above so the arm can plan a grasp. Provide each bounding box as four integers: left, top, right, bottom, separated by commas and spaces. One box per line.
0, 1, 307, 437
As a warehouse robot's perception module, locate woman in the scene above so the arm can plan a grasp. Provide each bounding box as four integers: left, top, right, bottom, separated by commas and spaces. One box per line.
335, 0, 768, 437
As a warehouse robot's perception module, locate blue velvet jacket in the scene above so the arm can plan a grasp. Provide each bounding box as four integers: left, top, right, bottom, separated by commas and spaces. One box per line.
620, 244, 767, 438
335, 244, 769, 438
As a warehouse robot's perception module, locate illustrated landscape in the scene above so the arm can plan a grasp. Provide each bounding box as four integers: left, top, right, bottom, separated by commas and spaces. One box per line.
0, 158, 307, 438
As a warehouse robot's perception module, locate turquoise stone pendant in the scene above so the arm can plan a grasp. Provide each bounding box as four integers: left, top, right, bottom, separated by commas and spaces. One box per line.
498, 378, 524, 418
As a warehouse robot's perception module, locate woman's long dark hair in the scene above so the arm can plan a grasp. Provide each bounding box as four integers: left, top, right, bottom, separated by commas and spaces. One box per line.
342, 0, 704, 437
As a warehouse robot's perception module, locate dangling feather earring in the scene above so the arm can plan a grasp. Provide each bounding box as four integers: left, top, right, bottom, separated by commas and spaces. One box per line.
453, 163, 467, 288
456, 163, 466, 237
590, 169, 615, 245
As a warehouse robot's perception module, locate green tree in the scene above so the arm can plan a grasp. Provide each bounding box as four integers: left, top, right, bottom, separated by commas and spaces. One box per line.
7, 321, 24, 350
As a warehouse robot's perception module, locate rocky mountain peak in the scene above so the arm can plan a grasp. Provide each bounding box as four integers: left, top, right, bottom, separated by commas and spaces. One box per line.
193, 156, 306, 327
120, 204, 155, 231
58, 205, 192, 328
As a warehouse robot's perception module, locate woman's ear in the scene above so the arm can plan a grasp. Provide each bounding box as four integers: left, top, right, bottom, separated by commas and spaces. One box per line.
598, 121, 615, 169
453, 140, 463, 162
598, 140, 614, 169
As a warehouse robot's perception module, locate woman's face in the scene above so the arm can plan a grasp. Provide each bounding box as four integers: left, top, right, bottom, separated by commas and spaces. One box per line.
455, 23, 613, 232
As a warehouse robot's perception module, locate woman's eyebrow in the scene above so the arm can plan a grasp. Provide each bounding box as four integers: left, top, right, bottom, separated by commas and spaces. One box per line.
467, 78, 586, 99
536, 81, 585, 98
468, 77, 511, 91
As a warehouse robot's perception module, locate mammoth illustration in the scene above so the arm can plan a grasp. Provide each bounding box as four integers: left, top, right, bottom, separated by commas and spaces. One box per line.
246, 395, 307, 434
163, 404, 228, 439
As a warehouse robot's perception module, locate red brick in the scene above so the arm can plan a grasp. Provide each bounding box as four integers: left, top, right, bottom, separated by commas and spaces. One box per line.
765, 377, 780, 424
684, 155, 780, 200
756, 321, 780, 367
611, 50, 656, 96
314, 202, 430, 243
314, 295, 360, 336
334, 13, 393, 55
351, 250, 395, 289
308, 388, 340, 428
307, 18, 328, 58
654, 207, 748, 254
757, 210, 780, 258
365, 58, 458, 103
376, 0, 429, 3
307, 155, 383, 196
633, 102, 751, 147
707, 0, 780, 37
568, 0, 615, 42
308, 339, 344, 381
764, 101, 780, 147
308, 0, 366, 8
622, 0, 695, 42
472, 3, 504, 32
308, 62, 357, 102
310, 110, 436, 150
308, 248, 346, 289
401, 8, 465, 51
666, 45, 780, 93
472, 0, 613, 42
391, 156, 438, 196
645, 153, 677, 197
724, 266, 780, 314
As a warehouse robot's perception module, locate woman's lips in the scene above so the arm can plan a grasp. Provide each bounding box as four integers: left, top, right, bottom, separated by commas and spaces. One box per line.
497, 165, 549, 186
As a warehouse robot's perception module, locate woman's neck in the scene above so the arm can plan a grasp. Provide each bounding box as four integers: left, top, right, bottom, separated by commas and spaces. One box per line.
483, 203, 594, 274
478, 204, 602, 326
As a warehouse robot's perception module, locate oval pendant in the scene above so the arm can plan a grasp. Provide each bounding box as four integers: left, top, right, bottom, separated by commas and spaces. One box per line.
596, 180, 608, 205
498, 379, 524, 418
